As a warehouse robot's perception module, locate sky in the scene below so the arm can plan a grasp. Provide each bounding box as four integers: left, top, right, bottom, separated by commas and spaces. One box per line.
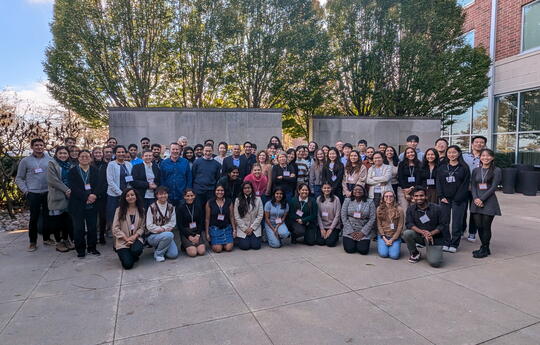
0, 0, 55, 105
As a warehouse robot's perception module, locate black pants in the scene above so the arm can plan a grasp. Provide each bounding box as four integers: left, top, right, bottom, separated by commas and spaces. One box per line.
343, 236, 370, 255
71, 206, 98, 255
291, 223, 318, 245
472, 213, 494, 248
96, 197, 107, 240
196, 190, 214, 210
316, 228, 340, 247
236, 233, 262, 250
49, 212, 73, 242
463, 192, 478, 235
27, 192, 50, 243
116, 240, 144, 269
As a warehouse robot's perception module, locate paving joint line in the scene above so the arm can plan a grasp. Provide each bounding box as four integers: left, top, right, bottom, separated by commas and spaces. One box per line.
112, 269, 124, 345
475, 320, 540, 345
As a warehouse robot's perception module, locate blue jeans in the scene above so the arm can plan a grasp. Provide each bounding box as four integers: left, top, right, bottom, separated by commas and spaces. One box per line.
147, 232, 178, 260
312, 185, 322, 199
106, 195, 120, 224
377, 235, 401, 260
265, 223, 290, 248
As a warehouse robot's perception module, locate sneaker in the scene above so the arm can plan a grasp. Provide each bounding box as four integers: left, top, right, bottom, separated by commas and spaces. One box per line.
43, 239, 56, 246
155, 256, 165, 262
467, 234, 476, 242
64, 240, 75, 250
442, 246, 450, 252
408, 252, 421, 263
416, 243, 425, 249
77, 252, 86, 258
88, 248, 101, 256
448, 247, 457, 253
56, 242, 69, 253
27, 243, 37, 252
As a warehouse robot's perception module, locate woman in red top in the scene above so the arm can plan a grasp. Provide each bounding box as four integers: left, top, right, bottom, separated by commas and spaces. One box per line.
244, 163, 269, 204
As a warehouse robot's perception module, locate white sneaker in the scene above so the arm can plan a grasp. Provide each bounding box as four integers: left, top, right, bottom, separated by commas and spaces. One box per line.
467, 234, 476, 242
442, 246, 450, 252
155, 256, 165, 262
448, 247, 457, 253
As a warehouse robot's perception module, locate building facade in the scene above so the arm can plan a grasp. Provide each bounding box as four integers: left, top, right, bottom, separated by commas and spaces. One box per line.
446, 0, 540, 165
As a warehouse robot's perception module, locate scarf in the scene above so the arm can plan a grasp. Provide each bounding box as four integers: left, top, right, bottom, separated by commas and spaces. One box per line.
55, 157, 72, 186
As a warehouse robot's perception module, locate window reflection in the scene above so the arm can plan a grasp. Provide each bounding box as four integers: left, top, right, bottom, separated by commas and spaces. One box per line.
519, 89, 540, 132
472, 98, 488, 135
450, 108, 471, 135
518, 133, 540, 165
495, 94, 517, 133
494, 134, 516, 162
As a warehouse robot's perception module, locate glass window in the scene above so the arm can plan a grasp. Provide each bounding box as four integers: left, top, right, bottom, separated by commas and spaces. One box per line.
472, 97, 488, 135
451, 136, 471, 152
450, 108, 471, 135
523, 1, 540, 52
519, 89, 540, 132
518, 133, 540, 165
458, 0, 475, 7
463, 30, 475, 47
494, 134, 516, 162
495, 94, 518, 133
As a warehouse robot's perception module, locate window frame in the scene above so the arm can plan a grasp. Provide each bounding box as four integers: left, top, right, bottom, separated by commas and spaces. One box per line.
521, 0, 540, 54
457, 0, 475, 8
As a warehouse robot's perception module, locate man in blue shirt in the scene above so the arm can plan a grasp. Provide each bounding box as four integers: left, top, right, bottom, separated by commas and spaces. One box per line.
128, 144, 144, 166
160, 142, 192, 206
192, 144, 222, 208
221, 143, 248, 179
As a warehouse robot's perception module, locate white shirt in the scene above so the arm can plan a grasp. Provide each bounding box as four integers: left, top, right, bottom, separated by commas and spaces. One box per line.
144, 163, 155, 199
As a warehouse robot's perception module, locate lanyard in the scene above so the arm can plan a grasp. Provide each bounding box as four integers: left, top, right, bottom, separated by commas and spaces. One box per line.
216, 200, 225, 215
408, 166, 415, 177
78, 166, 89, 184
156, 203, 170, 219
185, 203, 195, 223
447, 164, 458, 177
429, 167, 434, 180
480, 168, 489, 184
299, 200, 307, 211
120, 163, 130, 176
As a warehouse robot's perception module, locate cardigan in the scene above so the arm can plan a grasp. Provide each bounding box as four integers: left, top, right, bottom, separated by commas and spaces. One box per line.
287, 196, 318, 230
397, 162, 423, 189
341, 198, 376, 240
376, 205, 405, 239
365, 164, 393, 199
342, 164, 367, 195
106, 160, 133, 197
233, 196, 264, 238
316, 196, 341, 231
271, 164, 298, 195
47, 160, 70, 211
131, 162, 161, 199
321, 162, 344, 192
309, 162, 324, 189
112, 208, 145, 250
176, 199, 205, 237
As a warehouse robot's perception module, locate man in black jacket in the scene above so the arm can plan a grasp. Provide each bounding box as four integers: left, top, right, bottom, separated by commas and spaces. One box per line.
132, 149, 161, 209
221, 143, 248, 179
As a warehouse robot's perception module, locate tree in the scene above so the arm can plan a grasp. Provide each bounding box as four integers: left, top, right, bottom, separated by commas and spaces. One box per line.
45, 0, 173, 125
326, 0, 490, 119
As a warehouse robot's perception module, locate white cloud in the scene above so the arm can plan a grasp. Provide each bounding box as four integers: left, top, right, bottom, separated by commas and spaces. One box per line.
10, 82, 58, 107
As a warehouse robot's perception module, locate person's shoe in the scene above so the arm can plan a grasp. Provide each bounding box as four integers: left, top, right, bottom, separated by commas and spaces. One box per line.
56, 242, 69, 253
155, 255, 165, 262
448, 247, 457, 253
416, 243, 425, 249
99, 237, 106, 245
408, 252, 421, 263
473, 246, 489, 258
291, 236, 297, 244
27, 243, 37, 252
43, 239, 56, 246
442, 246, 450, 252
467, 234, 476, 242
64, 240, 75, 250
88, 248, 101, 256
77, 252, 86, 258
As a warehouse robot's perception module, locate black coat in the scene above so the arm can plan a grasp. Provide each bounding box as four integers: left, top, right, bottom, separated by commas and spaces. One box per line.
131, 163, 161, 199
68, 165, 99, 210
221, 155, 248, 179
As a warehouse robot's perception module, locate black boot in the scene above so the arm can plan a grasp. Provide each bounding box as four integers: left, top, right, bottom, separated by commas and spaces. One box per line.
473, 245, 489, 258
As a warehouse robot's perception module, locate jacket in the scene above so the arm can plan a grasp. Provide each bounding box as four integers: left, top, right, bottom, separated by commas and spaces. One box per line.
68, 165, 99, 210
233, 196, 264, 238
365, 164, 393, 199
47, 160, 70, 211
221, 155, 249, 179
131, 162, 161, 199
112, 208, 145, 250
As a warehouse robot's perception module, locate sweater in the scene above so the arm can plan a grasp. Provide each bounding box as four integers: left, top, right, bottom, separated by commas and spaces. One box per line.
271, 164, 298, 195
342, 164, 367, 196
106, 160, 133, 197
376, 205, 405, 239
192, 157, 222, 194
341, 198, 376, 240
397, 162, 423, 189
160, 157, 192, 201
244, 173, 269, 197
287, 196, 318, 230
365, 165, 393, 199
316, 196, 341, 231
176, 199, 205, 237
436, 163, 470, 202
15, 154, 52, 194
146, 201, 176, 234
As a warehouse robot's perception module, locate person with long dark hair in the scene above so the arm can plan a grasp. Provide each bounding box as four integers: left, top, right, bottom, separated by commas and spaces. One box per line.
47, 146, 74, 252
69, 150, 100, 258
316, 183, 341, 247
214, 141, 228, 165
176, 189, 206, 257
146, 186, 178, 262
309, 149, 326, 198
384, 146, 399, 195
264, 188, 290, 248
366, 152, 393, 207
421, 148, 440, 204
397, 147, 422, 209
322, 147, 344, 201
112, 188, 145, 269
270, 151, 297, 200
205, 185, 235, 253
470, 149, 502, 258
256, 150, 272, 179
106, 145, 133, 228
436, 145, 470, 253
182, 146, 196, 169
342, 150, 367, 199
217, 166, 242, 200
376, 191, 404, 259
268, 136, 283, 150
234, 181, 264, 250
307, 141, 318, 160
288, 184, 318, 245
341, 185, 375, 255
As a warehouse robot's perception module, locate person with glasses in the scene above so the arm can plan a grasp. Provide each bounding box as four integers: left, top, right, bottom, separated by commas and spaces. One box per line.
376, 191, 404, 260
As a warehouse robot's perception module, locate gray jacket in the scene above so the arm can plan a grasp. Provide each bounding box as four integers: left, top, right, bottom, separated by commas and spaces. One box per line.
47, 160, 70, 211
15, 154, 52, 194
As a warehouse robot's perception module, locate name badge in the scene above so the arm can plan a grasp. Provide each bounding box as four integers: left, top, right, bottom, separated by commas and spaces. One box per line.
296, 210, 304, 217
255, 191, 261, 196
34, 168, 44, 174
84, 184, 91, 191
426, 179, 435, 186
408, 177, 415, 183
322, 211, 329, 217
478, 183, 488, 190
374, 186, 382, 194
125, 175, 134, 182
217, 214, 225, 221
353, 212, 361, 219
275, 217, 282, 224
189, 222, 197, 229
419, 214, 430, 224
331, 175, 337, 182
446, 176, 455, 183
390, 223, 395, 230
147, 178, 154, 183
348, 176, 355, 182
129, 224, 135, 231
283, 171, 291, 177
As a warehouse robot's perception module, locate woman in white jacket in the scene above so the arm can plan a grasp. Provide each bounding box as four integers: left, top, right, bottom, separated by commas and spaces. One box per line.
366, 152, 393, 207
234, 181, 264, 250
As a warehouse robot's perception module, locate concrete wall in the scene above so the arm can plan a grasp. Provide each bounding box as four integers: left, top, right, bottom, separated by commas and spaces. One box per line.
494, 50, 540, 96
311, 116, 442, 154
108, 108, 282, 150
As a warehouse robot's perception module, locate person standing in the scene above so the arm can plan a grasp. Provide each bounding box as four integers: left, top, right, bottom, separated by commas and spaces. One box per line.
68, 150, 100, 258
365, 152, 393, 207
222, 144, 248, 179
15, 138, 53, 251
132, 149, 161, 209
241, 141, 257, 174
376, 191, 404, 260
47, 146, 74, 252
322, 148, 344, 201
363, 147, 375, 170
233, 182, 264, 250
436, 145, 470, 253
244, 163, 269, 201
270, 152, 298, 200
151, 143, 163, 168
127, 144, 143, 166
357, 139, 368, 161
256, 150, 272, 179
146, 187, 178, 262
435, 138, 448, 163
112, 188, 145, 269
463, 135, 487, 242
341, 185, 376, 255
470, 149, 502, 258
309, 149, 325, 198
106, 145, 133, 227
342, 150, 367, 199
420, 148, 440, 204
95, 145, 113, 243
398, 135, 424, 161
217, 167, 242, 200
295, 145, 311, 187
192, 144, 222, 208
160, 142, 192, 207
384, 146, 399, 195
214, 142, 228, 165
316, 183, 341, 247
397, 147, 422, 209
403, 187, 446, 267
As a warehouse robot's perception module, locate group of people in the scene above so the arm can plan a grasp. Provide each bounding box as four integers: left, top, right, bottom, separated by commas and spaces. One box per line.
15, 133, 502, 269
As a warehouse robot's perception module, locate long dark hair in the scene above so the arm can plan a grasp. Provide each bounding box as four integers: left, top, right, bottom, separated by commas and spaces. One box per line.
479, 148, 496, 175
183, 146, 195, 162
384, 146, 399, 167
271, 187, 287, 209
422, 148, 440, 169
296, 183, 313, 209
237, 181, 256, 217
286, 148, 297, 164
345, 150, 362, 174
268, 136, 283, 150
313, 148, 326, 167
399, 147, 421, 170
319, 183, 335, 203
447, 145, 468, 169
324, 147, 343, 170
118, 188, 145, 221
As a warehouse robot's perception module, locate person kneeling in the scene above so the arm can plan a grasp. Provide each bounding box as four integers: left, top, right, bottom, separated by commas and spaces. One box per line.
176, 189, 206, 257
287, 184, 318, 245
403, 186, 446, 268
112, 188, 145, 269
146, 186, 178, 262
341, 185, 375, 254
376, 191, 404, 260
264, 188, 290, 248
234, 182, 264, 250
205, 185, 235, 253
